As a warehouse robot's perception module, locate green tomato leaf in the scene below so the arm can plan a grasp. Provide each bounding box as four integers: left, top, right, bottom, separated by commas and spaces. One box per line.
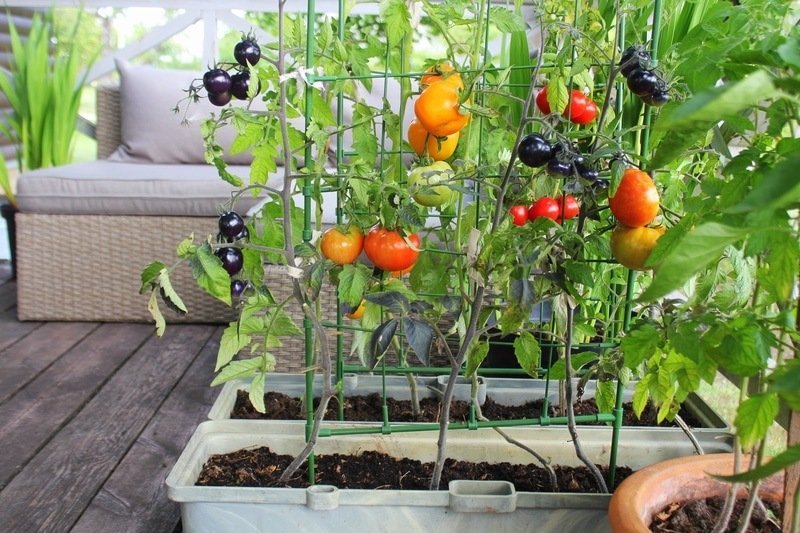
158, 269, 187, 315
728, 153, 800, 215
210, 357, 263, 387
338, 263, 371, 307
651, 71, 777, 168
147, 290, 166, 337
513, 331, 541, 378
190, 244, 232, 305
402, 317, 433, 366
379, 0, 411, 48
465, 340, 490, 378
217, 322, 250, 371
715, 443, 800, 483
632, 374, 652, 419
547, 352, 599, 380
640, 223, 751, 302
734, 393, 779, 451
248, 372, 267, 414
595, 380, 617, 414
620, 323, 662, 369
140, 262, 166, 293
368, 319, 398, 369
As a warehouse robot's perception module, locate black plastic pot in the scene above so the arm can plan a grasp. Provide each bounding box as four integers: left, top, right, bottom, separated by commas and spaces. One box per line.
1, 202, 17, 279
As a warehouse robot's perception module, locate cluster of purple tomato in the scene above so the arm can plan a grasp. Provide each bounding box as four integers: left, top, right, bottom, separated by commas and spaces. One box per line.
216, 211, 249, 297
619, 46, 670, 107
516, 133, 606, 190
202, 37, 262, 106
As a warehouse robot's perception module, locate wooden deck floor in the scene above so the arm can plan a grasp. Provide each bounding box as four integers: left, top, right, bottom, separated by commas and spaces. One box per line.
0, 261, 221, 533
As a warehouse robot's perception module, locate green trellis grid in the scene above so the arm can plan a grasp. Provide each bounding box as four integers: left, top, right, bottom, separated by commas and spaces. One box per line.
299, 0, 664, 486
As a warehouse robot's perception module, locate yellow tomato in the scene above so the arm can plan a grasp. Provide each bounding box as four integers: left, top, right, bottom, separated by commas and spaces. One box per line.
407, 119, 459, 160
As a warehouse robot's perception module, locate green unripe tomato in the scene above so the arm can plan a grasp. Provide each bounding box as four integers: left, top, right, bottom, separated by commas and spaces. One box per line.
407, 161, 454, 207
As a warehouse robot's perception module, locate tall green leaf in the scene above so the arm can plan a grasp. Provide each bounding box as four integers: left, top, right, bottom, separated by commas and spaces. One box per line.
640, 223, 751, 302
650, 71, 777, 168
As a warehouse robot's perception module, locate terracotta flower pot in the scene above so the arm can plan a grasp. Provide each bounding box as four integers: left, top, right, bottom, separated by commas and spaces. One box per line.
608, 453, 784, 533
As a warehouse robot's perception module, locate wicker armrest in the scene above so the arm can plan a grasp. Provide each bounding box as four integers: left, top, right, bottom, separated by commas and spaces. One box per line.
96, 84, 121, 160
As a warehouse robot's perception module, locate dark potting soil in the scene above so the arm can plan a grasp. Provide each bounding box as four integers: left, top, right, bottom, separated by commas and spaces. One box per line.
231, 390, 705, 427
650, 496, 782, 532
196, 445, 633, 493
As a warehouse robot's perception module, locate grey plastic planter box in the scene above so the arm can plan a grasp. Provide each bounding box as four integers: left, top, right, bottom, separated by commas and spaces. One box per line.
207, 374, 733, 454
167, 420, 694, 533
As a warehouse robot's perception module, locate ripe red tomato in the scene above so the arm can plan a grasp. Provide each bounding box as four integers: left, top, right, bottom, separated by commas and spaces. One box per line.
528, 197, 560, 221
609, 168, 660, 228
559, 195, 580, 221
320, 226, 364, 265
572, 100, 598, 124
536, 86, 595, 125
364, 227, 421, 272
564, 90, 588, 121
535, 86, 551, 114
611, 225, 666, 270
509, 205, 529, 226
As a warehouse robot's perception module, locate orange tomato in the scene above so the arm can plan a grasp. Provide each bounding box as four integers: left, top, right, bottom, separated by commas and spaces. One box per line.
407, 119, 459, 160
611, 225, 666, 270
320, 226, 364, 265
609, 168, 660, 228
364, 227, 421, 272
414, 81, 470, 137
420, 64, 463, 89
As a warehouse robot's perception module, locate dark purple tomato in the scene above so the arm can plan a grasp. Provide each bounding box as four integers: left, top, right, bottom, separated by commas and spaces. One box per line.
641, 90, 671, 107
216, 247, 243, 276
230, 71, 253, 100
234, 39, 261, 67
231, 279, 247, 297
219, 211, 245, 239
580, 168, 601, 182
517, 133, 554, 168
203, 68, 231, 94
620, 50, 651, 77
547, 158, 572, 177
627, 69, 660, 96
234, 226, 249, 241
208, 91, 232, 107
591, 179, 610, 191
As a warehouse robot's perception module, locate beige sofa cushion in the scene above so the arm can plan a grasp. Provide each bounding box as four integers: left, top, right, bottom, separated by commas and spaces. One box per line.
16, 161, 272, 216
108, 59, 254, 166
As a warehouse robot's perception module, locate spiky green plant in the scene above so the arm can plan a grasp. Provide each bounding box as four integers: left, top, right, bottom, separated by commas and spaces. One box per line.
0, 10, 93, 195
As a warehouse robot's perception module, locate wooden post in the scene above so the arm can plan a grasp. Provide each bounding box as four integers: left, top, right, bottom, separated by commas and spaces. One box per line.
785, 411, 800, 532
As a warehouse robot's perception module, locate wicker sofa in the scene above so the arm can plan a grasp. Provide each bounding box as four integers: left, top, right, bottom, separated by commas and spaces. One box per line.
13, 60, 350, 332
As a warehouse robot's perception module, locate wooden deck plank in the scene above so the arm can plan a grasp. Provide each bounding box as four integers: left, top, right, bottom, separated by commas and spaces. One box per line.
0, 324, 216, 533
0, 321, 99, 404
0, 307, 40, 352
0, 323, 152, 489
72, 327, 222, 533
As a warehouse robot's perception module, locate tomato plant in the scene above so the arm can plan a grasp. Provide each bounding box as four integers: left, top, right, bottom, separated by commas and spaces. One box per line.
609, 168, 660, 228
320, 226, 364, 265
610, 225, 665, 270
363, 227, 421, 272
